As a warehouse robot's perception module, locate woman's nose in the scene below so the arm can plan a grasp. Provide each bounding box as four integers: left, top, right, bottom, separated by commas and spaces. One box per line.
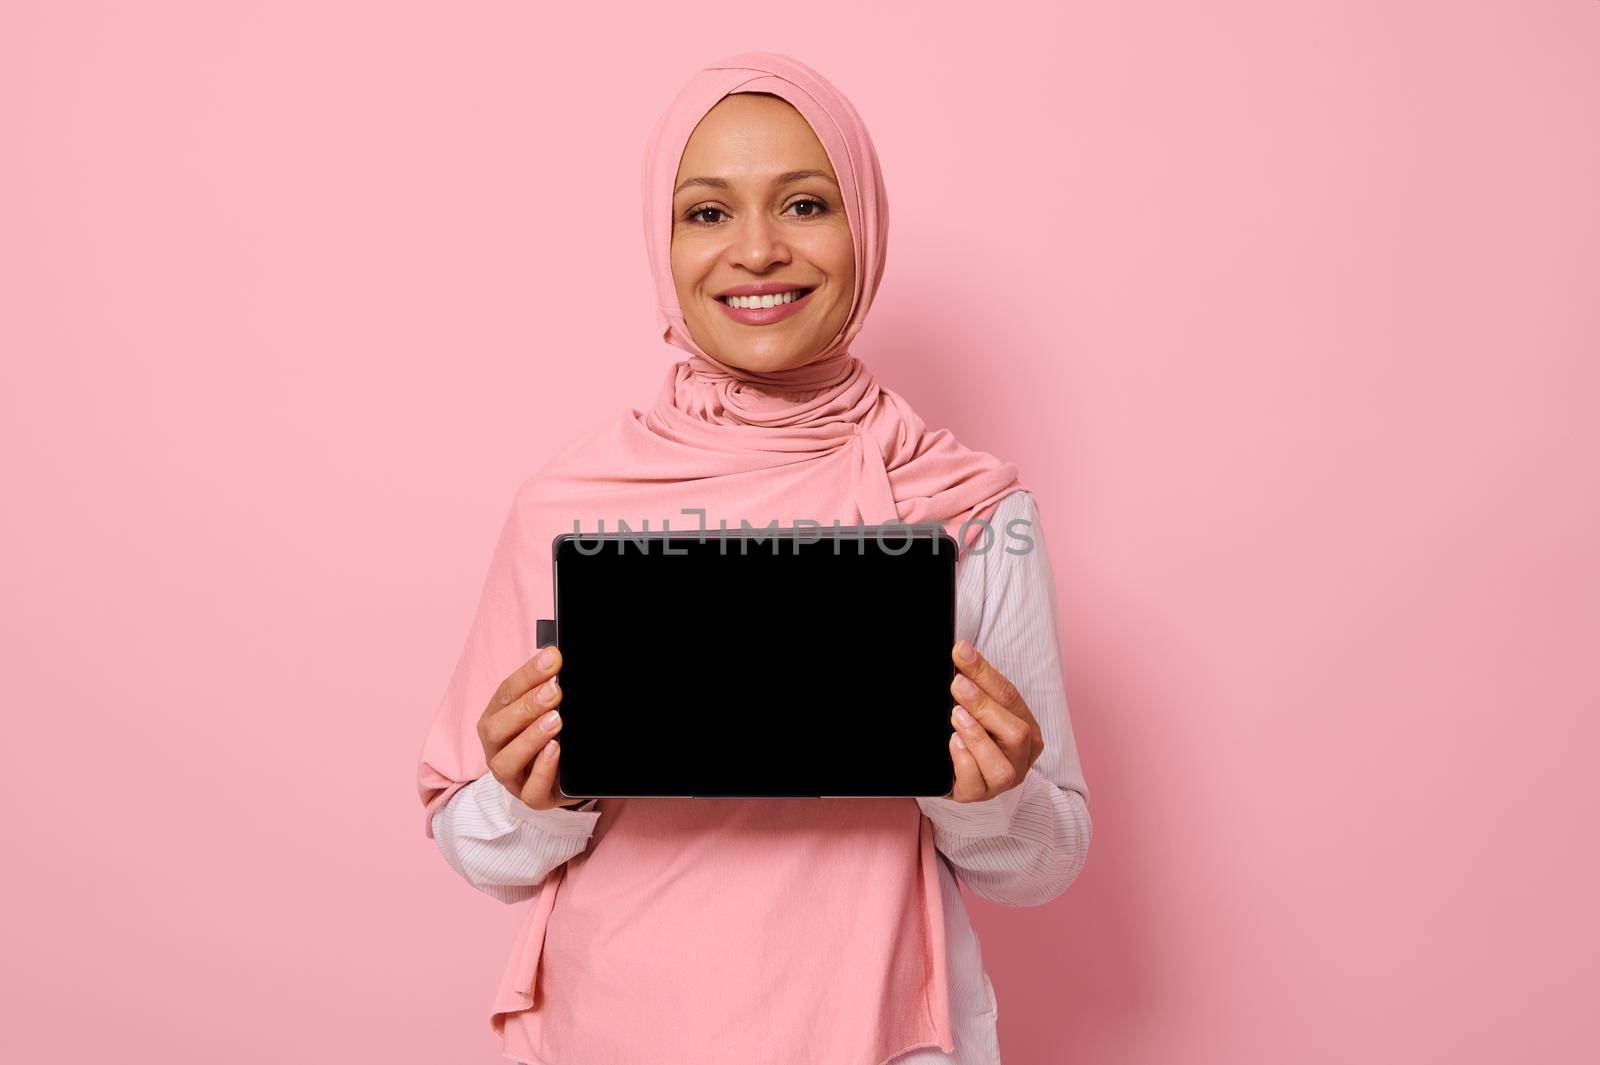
727, 213, 791, 272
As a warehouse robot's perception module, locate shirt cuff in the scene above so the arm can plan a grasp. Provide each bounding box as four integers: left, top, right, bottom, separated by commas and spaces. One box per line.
499, 785, 603, 838
916, 767, 1038, 838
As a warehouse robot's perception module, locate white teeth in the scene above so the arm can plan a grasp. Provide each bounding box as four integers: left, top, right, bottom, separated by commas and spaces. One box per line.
723, 289, 807, 309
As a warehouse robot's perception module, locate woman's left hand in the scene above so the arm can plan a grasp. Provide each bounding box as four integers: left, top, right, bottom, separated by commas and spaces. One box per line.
946, 640, 1045, 802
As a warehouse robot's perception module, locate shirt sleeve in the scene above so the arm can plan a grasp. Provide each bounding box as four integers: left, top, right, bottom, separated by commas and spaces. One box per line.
429, 771, 603, 905
916, 490, 1093, 907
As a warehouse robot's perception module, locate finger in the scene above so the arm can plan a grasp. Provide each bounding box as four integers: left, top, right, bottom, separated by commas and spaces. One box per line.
483, 676, 563, 750
952, 641, 1025, 712
948, 732, 987, 803
950, 704, 1018, 795
517, 739, 587, 811
951, 671, 1032, 754
519, 737, 563, 808
488, 706, 563, 784
490, 644, 562, 711
1027, 731, 1047, 771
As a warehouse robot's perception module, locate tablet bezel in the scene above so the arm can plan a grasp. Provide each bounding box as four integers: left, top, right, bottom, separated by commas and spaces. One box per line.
548, 521, 959, 800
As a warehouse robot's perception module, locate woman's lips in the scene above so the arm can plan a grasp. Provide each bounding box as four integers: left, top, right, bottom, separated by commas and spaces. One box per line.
715, 288, 814, 326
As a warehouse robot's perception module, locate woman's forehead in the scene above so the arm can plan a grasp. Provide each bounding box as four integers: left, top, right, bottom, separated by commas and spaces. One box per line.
675, 93, 836, 183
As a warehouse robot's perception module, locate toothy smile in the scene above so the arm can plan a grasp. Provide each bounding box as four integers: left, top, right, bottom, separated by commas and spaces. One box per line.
717, 288, 814, 309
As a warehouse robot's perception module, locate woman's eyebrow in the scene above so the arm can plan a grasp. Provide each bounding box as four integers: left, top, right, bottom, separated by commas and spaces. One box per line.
673, 169, 839, 196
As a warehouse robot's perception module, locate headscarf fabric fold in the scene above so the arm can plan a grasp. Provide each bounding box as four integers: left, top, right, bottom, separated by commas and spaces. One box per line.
417, 51, 1025, 1064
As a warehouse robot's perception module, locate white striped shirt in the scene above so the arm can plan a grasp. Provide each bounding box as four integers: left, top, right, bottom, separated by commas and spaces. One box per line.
431, 488, 1092, 1064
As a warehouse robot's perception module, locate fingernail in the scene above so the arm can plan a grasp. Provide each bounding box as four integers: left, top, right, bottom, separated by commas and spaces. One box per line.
538, 709, 561, 732
955, 640, 976, 663
540, 738, 559, 758
952, 705, 976, 729
952, 732, 967, 750
537, 647, 556, 669
954, 675, 978, 700
538, 678, 559, 704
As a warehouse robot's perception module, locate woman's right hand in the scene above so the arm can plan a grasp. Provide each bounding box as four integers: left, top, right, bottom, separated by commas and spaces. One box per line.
477, 645, 584, 810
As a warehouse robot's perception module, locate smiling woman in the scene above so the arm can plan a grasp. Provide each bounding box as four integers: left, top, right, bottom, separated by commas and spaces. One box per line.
669, 92, 857, 371
416, 51, 1091, 1065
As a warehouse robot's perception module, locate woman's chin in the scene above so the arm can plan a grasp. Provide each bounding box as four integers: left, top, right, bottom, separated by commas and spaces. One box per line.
702, 333, 824, 375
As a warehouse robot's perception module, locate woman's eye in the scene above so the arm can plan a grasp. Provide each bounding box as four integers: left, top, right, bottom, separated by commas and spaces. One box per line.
688, 206, 726, 225
787, 198, 827, 218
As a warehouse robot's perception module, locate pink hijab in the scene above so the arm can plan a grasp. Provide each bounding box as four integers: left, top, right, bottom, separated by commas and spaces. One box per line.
418, 52, 1024, 1064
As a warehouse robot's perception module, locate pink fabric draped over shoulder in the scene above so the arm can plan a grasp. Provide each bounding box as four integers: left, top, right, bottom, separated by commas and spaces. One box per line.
417, 51, 1025, 1065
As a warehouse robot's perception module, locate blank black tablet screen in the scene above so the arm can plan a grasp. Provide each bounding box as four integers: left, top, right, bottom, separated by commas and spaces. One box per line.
552, 526, 957, 798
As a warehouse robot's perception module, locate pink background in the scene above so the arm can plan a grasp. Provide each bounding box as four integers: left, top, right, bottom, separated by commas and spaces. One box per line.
3, 2, 1596, 1062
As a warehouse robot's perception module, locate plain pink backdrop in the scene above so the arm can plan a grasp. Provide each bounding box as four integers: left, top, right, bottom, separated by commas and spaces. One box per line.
3, 2, 1596, 1062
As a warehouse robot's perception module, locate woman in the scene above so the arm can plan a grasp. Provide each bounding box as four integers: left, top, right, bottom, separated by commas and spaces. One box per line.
417, 52, 1092, 1065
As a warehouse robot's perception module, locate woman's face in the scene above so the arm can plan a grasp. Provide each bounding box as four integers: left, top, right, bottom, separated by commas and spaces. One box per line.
670, 93, 856, 373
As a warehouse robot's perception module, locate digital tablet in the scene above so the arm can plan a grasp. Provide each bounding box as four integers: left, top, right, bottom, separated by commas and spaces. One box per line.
547, 522, 958, 799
